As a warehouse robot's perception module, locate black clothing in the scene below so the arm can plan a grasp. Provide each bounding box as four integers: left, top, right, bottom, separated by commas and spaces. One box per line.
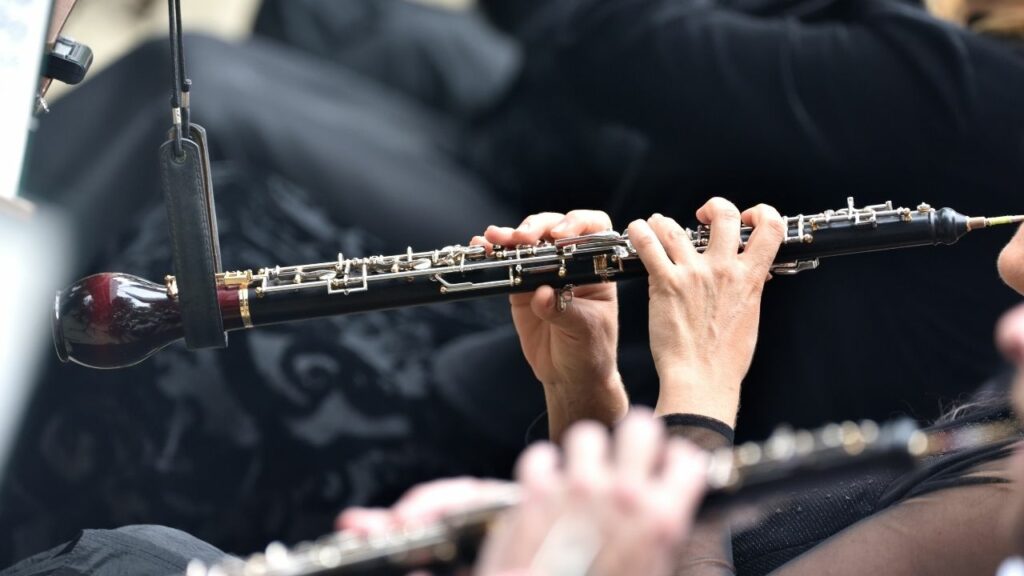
701, 375, 1023, 575
248, 0, 1024, 441
499, 0, 1024, 439
254, 0, 521, 117
658, 377, 1023, 575
517, 0, 1024, 204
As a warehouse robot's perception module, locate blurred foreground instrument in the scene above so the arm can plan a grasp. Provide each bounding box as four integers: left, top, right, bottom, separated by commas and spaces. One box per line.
54, 198, 1024, 369
187, 418, 1020, 576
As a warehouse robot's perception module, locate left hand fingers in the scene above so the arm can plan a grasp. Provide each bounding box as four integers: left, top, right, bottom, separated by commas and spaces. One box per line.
470, 235, 494, 255
549, 209, 613, 239
695, 197, 742, 259
510, 212, 566, 246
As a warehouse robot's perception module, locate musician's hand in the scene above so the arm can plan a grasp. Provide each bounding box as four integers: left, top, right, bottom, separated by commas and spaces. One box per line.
627, 199, 785, 427
473, 210, 627, 441
476, 411, 707, 576
336, 413, 706, 576
335, 477, 516, 534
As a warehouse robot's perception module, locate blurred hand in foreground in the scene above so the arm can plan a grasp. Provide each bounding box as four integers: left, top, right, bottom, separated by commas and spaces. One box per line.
337, 411, 707, 576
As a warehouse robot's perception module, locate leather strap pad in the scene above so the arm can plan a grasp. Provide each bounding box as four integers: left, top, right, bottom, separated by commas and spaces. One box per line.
159, 125, 227, 349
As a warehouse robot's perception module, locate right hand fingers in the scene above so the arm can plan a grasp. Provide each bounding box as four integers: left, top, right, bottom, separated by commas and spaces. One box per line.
696, 197, 743, 259
627, 219, 675, 279
740, 204, 786, 276
647, 214, 698, 266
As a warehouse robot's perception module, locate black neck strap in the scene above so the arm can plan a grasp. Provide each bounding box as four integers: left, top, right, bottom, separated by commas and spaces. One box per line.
167, 0, 189, 157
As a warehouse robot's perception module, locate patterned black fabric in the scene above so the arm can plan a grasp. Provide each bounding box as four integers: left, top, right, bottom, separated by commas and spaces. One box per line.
0, 167, 543, 565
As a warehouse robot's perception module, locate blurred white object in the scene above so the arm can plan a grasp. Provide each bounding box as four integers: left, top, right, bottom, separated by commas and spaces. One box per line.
0, 0, 49, 200
0, 0, 68, 480
998, 558, 1024, 576
0, 206, 67, 481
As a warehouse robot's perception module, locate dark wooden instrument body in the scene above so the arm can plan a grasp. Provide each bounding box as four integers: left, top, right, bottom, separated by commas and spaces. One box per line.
52, 205, 980, 369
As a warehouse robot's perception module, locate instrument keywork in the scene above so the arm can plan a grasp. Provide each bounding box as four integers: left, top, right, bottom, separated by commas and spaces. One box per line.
186, 418, 1020, 576
53, 199, 1024, 369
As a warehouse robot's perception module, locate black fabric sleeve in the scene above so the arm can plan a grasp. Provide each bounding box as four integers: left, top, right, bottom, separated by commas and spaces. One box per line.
661, 413, 737, 575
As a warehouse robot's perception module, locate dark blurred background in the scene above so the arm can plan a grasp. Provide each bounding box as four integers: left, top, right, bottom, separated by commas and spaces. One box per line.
3, 0, 1020, 567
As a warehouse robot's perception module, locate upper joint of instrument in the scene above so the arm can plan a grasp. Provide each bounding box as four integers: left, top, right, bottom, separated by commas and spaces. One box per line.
784, 198, 920, 238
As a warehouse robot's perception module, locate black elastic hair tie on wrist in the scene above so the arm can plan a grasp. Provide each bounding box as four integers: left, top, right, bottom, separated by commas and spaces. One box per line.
660, 413, 735, 444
